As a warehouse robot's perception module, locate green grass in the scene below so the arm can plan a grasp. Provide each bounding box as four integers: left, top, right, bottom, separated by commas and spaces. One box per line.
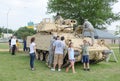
0, 43, 23, 49
109, 44, 119, 47
0, 48, 120, 81
0, 43, 9, 49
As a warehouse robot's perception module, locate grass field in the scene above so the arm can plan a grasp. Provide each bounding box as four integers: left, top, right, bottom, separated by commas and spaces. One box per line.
0, 43, 23, 49
0, 44, 120, 81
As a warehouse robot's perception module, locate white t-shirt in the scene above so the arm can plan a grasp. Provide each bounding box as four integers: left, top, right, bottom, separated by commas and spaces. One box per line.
11, 38, 16, 46
53, 40, 65, 54
29, 42, 36, 54
68, 48, 75, 60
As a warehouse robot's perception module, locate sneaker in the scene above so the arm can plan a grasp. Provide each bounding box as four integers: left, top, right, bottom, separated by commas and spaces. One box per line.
31, 68, 34, 71
51, 68, 55, 71
83, 68, 87, 71
58, 69, 61, 72
48, 65, 51, 68
87, 68, 90, 71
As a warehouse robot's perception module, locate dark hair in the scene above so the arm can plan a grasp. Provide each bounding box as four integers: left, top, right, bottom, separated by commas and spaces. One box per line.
16, 40, 18, 42
57, 13, 60, 16
61, 36, 64, 41
53, 36, 56, 40
31, 37, 35, 43
69, 42, 73, 48
56, 36, 59, 40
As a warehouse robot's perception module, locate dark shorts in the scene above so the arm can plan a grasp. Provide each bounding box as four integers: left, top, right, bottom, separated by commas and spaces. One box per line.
82, 55, 89, 63
69, 59, 75, 62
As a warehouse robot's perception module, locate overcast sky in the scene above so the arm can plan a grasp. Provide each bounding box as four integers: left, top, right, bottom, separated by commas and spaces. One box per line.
0, 0, 120, 30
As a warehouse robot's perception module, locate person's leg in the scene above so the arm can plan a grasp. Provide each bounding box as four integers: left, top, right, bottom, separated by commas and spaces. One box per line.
82, 55, 86, 70
14, 45, 16, 55
86, 63, 90, 69
48, 51, 51, 66
58, 54, 63, 71
48, 50, 53, 67
51, 54, 58, 71
83, 63, 86, 69
12, 45, 15, 55
12, 46, 14, 55
32, 53, 35, 69
86, 55, 90, 71
70, 61, 76, 73
51, 53, 54, 66
49, 54, 54, 67
66, 61, 72, 72
30, 53, 35, 70
30, 54, 32, 69
23, 46, 25, 51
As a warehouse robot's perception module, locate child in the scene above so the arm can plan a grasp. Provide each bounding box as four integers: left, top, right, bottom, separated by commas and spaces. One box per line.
81, 40, 90, 71
66, 42, 76, 73
16, 40, 20, 52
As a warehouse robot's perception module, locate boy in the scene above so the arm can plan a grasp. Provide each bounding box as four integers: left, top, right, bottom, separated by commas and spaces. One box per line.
81, 40, 90, 71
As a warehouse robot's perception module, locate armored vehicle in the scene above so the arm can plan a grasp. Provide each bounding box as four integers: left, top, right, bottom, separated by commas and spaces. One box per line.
27, 18, 110, 66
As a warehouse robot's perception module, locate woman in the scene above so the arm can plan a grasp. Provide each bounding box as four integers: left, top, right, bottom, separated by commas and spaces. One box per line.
66, 42, 76, 73
29, 37, 36, 71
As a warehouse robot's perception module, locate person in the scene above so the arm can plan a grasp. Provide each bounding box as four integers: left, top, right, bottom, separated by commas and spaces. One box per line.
83, 19, 95, 45
11, 36, 16, 55
55, 13, 64, 25
81, 40, 90, 71
48, 35, 56, 68
61, 36, 67, 58
16, 39, 20, 52
29, 37, 36, 71
51, 36, 65, 71
23, 38, 27, 52
66, 42, 76, 73
8, 36, 12, 53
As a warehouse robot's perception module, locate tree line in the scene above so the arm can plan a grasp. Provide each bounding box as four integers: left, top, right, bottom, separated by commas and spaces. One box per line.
0, 27, 36, 39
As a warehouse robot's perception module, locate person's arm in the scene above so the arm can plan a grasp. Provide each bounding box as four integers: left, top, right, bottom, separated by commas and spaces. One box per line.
11, 39, 13, 47
33, 44, 37, 54
53, 41, 56, 52
68, 48, 70, 60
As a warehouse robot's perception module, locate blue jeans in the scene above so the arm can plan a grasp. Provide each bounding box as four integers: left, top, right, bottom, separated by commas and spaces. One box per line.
82, 55, 89, 63
30, 53, 35, 68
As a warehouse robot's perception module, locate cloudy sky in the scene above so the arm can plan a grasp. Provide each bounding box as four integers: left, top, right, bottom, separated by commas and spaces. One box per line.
0, 0, 120, 30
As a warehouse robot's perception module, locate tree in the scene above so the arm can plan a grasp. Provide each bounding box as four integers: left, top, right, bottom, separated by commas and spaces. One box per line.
0, 27, 14, 34
47, 0, 120, 28
0, 27, 14, 37
14, 27, 36, 39
115, 25, 120, 35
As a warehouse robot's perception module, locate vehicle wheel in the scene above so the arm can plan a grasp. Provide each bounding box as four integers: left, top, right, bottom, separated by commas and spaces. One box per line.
45, 52, 49, 63
40, 52, 43, 61
35, 51, 39, 60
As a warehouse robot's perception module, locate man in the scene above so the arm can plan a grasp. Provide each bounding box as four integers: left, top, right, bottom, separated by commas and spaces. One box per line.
55, 13, 64, 25
83, 19, 95, 45
48, 35, 56, 68
23, 38, 27, 52
11, 36, 16, 55
9, 36, 12, 53
51, 36, 65, 71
